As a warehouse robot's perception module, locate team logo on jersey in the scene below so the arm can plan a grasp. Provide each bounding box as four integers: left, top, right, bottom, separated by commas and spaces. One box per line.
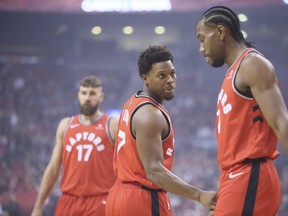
95, 124, 104, 130
65, 132, 105, 161
166, 147, 173, 156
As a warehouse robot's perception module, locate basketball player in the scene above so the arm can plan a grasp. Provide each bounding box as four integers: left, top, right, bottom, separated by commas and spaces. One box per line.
105, 45, 217, 216
31, 76, 118, 216
196, 6, 288, 216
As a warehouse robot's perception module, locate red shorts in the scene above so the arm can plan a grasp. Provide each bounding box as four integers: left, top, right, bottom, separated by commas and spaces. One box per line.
54, 193, 108, 216
105, 180, 172, 216
215, 158, 281, 216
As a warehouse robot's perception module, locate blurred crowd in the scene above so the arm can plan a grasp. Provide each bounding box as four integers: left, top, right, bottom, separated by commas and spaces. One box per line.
0, 55, 287, 216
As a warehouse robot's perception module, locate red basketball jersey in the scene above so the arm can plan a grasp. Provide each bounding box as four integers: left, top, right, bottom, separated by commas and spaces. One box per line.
216, 48, 279, 169
60, 114, 116, 196
113, 92, 175, 189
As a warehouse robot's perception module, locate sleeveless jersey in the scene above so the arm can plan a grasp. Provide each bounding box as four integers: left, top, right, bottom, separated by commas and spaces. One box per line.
113, 92, 175, 189
216, 48, 278, 169
60, 114, 116, 196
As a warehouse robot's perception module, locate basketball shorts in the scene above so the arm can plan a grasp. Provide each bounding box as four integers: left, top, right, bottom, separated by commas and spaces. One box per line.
105, 180, 172, 216
215, 158, 281, 216
54, 193, 108, 216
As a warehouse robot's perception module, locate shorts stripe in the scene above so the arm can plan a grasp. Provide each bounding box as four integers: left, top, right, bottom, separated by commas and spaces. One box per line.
241, 161, 261, 216
141, 185, 161, 216
151, 190, 160, 216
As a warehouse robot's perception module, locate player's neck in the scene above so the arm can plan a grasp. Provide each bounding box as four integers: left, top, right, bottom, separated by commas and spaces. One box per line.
80, 110, 103, 123
226, 43, 247, 68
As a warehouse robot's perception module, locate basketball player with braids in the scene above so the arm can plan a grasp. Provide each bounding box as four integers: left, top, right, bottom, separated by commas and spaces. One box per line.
196, 5, 288, 216
31, 76, 118, 216
105, 45, 217, 216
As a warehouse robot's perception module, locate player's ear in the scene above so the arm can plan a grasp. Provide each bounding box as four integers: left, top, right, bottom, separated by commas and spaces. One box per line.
142, 74, 149, 86
100, 92, 104, 103
216, 25, 226, 40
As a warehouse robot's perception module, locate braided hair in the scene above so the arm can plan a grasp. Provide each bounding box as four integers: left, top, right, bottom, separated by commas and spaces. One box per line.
200, 6, 255, 48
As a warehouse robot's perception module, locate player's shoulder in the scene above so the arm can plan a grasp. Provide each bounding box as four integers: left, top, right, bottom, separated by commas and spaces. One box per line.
243, 51, 273, 69
133, 103, 165, 124
58, 117, 72, 130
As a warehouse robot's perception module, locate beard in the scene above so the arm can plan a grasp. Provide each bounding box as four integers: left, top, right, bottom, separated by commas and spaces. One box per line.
211, 60, 224, 68
210, 54, 225, 68
79, 103, 98, 116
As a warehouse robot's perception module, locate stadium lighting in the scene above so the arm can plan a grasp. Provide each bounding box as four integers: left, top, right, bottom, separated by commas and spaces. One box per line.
238, 14, 248, 22
154, 26, 166, 35
91, 26, 102, 35
81, 0, 172, 12
123, 26, 134, 35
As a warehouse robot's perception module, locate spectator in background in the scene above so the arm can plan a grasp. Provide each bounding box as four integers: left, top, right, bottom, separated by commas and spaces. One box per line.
31, 76, 118, 216
196, 5, 288, 215
105, 45, 217, 216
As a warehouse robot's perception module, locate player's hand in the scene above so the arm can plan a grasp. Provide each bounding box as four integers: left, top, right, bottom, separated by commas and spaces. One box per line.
207, 209, 215, 216
199, 190, 217, 210
31, 208, 42, 216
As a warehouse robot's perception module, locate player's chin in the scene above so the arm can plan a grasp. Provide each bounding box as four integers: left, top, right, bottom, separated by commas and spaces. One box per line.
164, 89, 175, 98
164, 93, 175, 101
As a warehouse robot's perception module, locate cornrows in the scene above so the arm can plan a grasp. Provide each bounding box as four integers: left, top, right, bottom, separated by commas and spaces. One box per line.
201, 6, 255, 48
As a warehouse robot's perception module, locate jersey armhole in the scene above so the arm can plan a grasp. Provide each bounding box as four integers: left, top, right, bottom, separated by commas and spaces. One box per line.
130, 102, 171, 140
107, 117, 116, 145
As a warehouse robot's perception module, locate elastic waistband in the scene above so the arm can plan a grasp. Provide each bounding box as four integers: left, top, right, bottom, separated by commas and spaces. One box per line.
62, 192, 107, 198
118, 181, 164, 192
243, 157, 267, 164
141, 185, 163, 192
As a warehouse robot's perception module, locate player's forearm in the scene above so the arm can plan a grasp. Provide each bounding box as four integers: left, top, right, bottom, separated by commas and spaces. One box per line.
274, 118, 288, 158
146, 164, 201, 201
278, 131, 288, 158
34, 166, 59, 208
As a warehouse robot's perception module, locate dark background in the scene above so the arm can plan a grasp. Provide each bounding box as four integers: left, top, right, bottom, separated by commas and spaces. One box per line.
0, 0, 287, 215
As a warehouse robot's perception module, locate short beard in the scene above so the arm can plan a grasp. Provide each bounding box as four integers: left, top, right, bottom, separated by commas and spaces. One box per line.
165, 95, 175, 101
79, 103, 98, 116
211, 59, 224, 68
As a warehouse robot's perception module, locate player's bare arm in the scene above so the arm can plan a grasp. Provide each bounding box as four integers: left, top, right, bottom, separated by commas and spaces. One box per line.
133, 104, 217, 209
31, 117, 69, 216
109, 117, 119, 143
239, 53, 288, 157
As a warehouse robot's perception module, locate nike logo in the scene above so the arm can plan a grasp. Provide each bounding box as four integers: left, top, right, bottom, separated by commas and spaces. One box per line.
95, 124, 104, 130
70, 124, 80, 129
229, 172, 244, 179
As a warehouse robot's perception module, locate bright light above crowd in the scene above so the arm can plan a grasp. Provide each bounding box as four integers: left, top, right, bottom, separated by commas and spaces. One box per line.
81, 0, 172, 12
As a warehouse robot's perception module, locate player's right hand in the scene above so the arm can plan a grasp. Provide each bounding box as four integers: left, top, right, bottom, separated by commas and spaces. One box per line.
199, 190, 217, 210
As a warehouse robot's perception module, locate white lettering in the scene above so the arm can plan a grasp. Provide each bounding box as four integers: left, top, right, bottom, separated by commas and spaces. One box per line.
69, 137, 77, 146
223, 104, 232, 114
93, 136, 102, 145
217, 89, 233, 134
221, 93, 227, 106
76, 133, 82, 141
123, 109, 129, 126
88, 133, 96, 141
166, 148, 173, 156
83, 132, 89, 140
117, 130, 126, 153
65, 132, 106, 161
